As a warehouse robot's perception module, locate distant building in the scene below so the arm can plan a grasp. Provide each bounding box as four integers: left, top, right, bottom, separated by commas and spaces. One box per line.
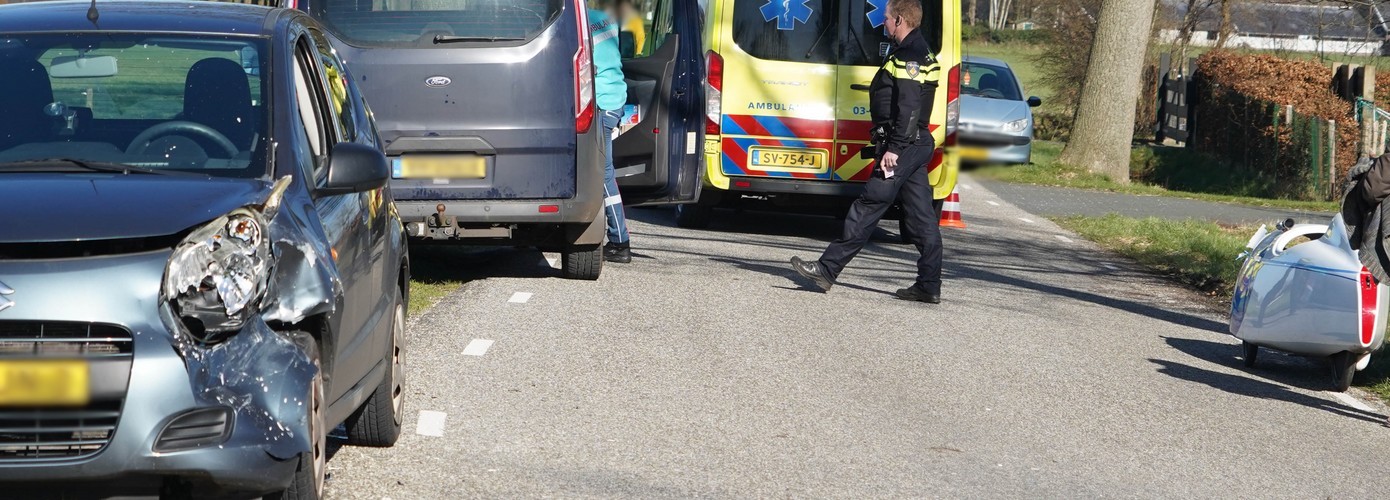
1159, 0, 1389, 56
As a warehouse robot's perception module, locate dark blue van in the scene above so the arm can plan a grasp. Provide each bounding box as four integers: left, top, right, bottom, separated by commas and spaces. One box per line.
287, 0, 704, 279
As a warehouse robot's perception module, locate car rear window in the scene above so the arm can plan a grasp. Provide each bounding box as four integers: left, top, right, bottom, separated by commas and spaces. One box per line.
307, 0, 564, 48
731, 0, 943, 66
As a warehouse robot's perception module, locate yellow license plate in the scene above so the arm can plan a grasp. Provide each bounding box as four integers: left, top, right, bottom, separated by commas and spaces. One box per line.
393, 154, 488, 179
0, 360, 89, 407
957, 147, 989, 160
748, 146, 827, 172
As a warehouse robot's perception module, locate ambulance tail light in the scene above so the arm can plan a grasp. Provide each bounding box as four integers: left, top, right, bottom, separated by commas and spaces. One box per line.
944, 64, 960, 146
573, 2, 596, 134
705, 50, 723, 136
1359, 267, 1377, 348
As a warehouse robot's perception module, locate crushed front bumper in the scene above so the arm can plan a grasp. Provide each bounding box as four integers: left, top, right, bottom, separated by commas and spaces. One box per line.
0, 249, 308, 497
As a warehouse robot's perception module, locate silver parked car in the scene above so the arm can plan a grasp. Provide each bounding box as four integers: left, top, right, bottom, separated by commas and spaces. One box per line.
957, 55, 1041, 165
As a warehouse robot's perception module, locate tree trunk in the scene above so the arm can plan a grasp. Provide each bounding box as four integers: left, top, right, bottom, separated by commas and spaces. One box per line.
1056, 0, 1157, 184
1215, 0, 1233, 49
969, 0, 978, 26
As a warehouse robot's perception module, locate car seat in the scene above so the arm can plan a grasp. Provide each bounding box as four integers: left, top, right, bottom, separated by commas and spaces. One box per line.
0, 58, 55, 152
976, 73, 1000, 95
183, 58, 254, 151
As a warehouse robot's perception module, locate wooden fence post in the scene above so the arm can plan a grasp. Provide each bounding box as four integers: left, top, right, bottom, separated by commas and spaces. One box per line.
1329, 119, 1338, 200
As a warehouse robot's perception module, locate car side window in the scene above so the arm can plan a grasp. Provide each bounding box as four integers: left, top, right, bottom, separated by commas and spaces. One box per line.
309, 29, 357, 144
293, 36, 336, 181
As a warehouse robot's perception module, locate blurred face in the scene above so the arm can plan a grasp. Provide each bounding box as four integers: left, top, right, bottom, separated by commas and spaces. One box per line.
885, 4, 905, 43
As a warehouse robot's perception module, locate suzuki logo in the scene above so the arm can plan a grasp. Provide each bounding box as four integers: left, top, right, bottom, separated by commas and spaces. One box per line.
0, 280, 12, 313
424, 76, 452, 88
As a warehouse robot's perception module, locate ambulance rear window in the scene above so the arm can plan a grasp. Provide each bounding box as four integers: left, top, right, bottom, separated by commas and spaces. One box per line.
307, 0, 563, 48
731, 0, 943, 67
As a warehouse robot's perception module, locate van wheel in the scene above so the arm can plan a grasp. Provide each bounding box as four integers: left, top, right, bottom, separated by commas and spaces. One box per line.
562, 244, 603, 280
675, 201, 713, 229
345, 294, 405, 447
264, 334, 324, 500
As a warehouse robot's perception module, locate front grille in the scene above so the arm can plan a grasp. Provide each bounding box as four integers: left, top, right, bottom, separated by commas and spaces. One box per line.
0, 322, 132, 461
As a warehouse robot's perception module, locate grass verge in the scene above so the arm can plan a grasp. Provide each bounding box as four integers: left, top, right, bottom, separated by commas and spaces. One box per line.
407, 280, 460, 318
1055, 214, 1390, 401
973, 141, 1341, 213
404, 247, 471, 317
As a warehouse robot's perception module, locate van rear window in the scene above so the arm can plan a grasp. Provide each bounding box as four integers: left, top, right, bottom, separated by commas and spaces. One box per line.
307, 0, 563, 48
731, 0, 941, 67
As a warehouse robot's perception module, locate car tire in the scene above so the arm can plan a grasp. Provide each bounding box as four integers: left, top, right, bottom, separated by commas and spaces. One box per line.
674, 201, 713, 229
1331, 351, 1357, 392
345, 293, 405, 447
264, 333, 325, 500
1241, 341, 1258, 368
562, 244, 603, 280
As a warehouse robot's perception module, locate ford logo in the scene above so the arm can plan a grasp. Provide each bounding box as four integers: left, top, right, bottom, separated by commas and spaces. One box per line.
425, 76, 452, 88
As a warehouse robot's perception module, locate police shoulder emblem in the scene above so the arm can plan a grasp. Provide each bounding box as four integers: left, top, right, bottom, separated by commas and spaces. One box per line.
906, 61, 920, 78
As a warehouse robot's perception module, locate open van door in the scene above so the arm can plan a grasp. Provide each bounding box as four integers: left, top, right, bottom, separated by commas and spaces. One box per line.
607, 0, 703, 207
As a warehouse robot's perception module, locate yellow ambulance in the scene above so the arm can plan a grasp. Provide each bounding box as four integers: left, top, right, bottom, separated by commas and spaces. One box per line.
680, 0, 961, 228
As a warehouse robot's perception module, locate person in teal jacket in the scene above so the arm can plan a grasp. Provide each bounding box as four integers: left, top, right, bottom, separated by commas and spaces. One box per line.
589, 2, 632, 264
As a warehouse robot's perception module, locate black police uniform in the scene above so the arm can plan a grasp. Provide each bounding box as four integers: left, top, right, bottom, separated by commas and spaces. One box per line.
816, 27, 943, 294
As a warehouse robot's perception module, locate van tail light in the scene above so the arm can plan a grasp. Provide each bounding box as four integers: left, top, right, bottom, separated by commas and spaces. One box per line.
705, 50, 723, 136
1360, 267, 1377, 348
944, 64, 960, 146
573, 1, 596, 134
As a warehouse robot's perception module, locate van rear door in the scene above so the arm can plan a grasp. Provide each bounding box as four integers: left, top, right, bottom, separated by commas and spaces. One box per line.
608, 0, 703, 206
300, 0, 582, 201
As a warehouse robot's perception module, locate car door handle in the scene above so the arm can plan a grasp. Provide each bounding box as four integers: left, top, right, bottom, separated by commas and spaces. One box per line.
851, 83, 871, 91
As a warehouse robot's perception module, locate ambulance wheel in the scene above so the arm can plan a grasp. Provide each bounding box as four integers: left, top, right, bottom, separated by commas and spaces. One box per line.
1331, 351, 1357, 392
675, 201, 713, 229
1241, 341, 1258, 368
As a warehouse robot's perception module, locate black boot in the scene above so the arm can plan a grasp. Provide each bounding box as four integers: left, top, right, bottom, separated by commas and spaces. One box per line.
790, 256, 834, 291
604, 243, 631, 263
895, 284, 940, 304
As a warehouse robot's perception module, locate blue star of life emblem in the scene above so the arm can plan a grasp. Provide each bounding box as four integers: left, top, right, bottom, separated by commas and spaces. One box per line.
760, 0, 814, 31
866, 0, 890, 34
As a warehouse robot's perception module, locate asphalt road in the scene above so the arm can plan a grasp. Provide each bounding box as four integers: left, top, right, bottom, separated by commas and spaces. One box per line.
976, 180, 1336, 225
322, 178, 1389, 498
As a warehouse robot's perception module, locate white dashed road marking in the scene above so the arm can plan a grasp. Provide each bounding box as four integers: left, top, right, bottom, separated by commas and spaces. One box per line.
960, 184, 973, 190
415, 411, 447, 437
509, 292, 533, 303
1330, 391, 1376, 413
1055, 235, 1074, 243
986, 200, 1000, 206
1018, 218, 1035, 224
1101, 263, 1119, 270
463, 339, 494, 356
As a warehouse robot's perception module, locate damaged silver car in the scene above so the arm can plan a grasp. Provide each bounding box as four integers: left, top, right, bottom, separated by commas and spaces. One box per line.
0, 2, 409, 499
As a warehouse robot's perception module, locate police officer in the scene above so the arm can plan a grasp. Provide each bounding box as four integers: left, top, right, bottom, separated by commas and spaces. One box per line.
790, 0, 944, 303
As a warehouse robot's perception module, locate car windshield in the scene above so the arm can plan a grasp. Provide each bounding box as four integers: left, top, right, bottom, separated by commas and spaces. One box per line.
961, 61, 1023, 101
0, 34, 269, 178
308, 0, 563, 48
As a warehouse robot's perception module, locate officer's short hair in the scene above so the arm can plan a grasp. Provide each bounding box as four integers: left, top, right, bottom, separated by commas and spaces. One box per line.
888, 0, 923, 29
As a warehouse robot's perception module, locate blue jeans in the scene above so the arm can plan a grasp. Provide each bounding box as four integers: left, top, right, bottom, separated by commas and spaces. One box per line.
600, 108, 630, 245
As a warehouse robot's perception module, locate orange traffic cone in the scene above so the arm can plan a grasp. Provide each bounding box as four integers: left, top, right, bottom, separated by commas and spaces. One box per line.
939, 187, 966, 229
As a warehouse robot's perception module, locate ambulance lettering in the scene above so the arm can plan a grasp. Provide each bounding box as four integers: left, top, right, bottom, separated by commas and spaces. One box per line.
748, 102, 805, 112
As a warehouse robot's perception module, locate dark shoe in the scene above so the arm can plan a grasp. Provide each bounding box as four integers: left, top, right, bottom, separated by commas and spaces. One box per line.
604, 243, 631, 264
895, 285, 941, 304
790, 256, 834, 291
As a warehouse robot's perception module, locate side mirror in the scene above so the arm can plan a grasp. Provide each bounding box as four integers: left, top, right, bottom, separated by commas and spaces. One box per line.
319, 142, 389, 196
1027, 96, 1042, 108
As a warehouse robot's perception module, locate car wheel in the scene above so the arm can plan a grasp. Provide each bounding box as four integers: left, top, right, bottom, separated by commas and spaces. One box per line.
1240, 341, 1258, 368
561, 244, 602, 280
345, 293, 405, 447
264, 334, 324, 500
675, 201, 713, 229
1331, 351, 1357, 392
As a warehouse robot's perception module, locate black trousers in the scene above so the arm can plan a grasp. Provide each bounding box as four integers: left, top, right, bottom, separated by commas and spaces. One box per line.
818, 138, 943, 294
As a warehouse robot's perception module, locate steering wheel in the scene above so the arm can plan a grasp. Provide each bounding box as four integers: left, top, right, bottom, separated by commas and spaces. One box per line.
126, 121, 239, 158
977, 88, 1007, 99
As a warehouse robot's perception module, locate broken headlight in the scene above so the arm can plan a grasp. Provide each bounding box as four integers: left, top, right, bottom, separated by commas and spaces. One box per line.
162, 208, 272, 342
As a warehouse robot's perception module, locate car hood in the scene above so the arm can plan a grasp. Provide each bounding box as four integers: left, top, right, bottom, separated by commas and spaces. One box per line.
960, 95, 1029, 125
0, 174, 271, 243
